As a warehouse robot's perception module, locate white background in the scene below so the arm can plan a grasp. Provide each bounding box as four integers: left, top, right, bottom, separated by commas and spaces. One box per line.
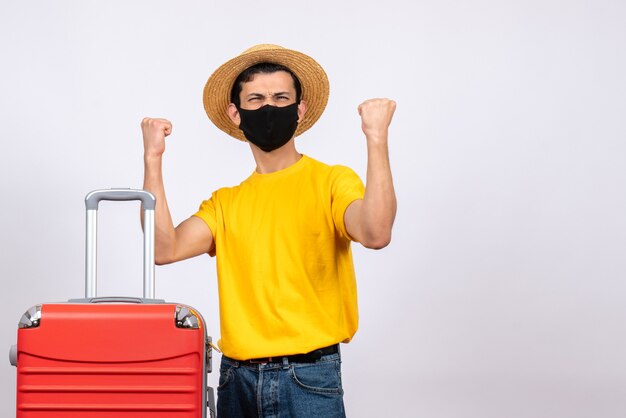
2, 1, 625, 417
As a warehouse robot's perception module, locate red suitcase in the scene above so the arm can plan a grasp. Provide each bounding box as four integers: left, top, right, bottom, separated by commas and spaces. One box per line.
10, 189, 215, 418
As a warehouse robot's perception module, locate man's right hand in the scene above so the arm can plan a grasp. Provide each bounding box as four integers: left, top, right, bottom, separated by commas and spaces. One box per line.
141, 117, 172, 158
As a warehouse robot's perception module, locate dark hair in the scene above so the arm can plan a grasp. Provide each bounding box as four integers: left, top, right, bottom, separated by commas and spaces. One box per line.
230, 62, 302, 107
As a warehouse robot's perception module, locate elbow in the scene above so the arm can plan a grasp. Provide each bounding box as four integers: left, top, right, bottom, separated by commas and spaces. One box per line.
154, 256, 171, 266
154, 250, 175, 266
360, 232, 392, 250
355, 210, 396, 250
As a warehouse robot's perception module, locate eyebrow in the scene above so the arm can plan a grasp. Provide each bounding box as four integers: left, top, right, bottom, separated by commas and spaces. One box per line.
245, 91, 292, 99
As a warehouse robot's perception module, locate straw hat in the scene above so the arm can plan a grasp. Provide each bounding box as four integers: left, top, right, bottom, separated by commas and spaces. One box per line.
203, 44, 330, 141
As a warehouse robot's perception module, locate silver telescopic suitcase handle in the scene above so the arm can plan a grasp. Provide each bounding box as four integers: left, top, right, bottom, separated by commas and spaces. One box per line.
84, 189, 156, 299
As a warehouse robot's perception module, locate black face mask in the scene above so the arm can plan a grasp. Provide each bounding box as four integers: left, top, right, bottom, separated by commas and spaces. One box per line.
237, 103, 300, 152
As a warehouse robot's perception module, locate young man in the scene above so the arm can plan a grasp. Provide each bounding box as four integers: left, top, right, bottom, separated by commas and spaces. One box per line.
141, 44, 396, 417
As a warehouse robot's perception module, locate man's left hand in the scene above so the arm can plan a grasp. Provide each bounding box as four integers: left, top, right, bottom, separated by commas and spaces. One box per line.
358, 98, 396, 142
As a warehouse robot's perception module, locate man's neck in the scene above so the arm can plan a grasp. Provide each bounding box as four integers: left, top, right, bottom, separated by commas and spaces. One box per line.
250, 139, 302, 174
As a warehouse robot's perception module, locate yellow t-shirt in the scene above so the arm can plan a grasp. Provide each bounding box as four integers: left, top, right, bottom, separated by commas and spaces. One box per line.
194, 155, 365, 360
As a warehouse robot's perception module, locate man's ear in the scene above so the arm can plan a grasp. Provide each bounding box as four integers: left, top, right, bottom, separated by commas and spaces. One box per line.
297, 100, 308, 123
227, 103, 240, 126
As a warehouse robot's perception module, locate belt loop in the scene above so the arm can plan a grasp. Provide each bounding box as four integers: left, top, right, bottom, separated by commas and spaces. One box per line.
221, 355, 240, 368
282, 356, 289, 370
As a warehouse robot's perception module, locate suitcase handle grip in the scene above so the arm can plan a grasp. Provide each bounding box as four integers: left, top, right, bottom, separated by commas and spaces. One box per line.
68, 297, 165, 304
85, 189, 156, 210
84, 189, 156, 299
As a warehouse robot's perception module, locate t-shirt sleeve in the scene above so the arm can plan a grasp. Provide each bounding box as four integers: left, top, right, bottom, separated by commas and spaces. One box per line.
193, 193, 218, 257
330, 165, 365, 241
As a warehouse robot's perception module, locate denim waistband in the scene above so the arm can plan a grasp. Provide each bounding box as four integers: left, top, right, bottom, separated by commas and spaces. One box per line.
225, 344, 340, 366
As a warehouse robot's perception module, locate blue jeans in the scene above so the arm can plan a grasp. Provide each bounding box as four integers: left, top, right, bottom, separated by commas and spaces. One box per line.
216, 351, 346, 418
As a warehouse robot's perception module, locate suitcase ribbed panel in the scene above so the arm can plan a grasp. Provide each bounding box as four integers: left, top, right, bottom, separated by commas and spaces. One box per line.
16, 303, 206, 418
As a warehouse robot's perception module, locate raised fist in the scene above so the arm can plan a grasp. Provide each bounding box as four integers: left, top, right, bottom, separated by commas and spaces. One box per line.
141, 117, 172, 158
357, 98, 396, 141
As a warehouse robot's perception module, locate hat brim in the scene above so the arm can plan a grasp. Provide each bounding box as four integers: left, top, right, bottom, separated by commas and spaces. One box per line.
203, 45, 330, 142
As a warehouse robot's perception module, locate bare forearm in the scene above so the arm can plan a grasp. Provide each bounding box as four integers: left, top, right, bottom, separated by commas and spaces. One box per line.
345, 98, 397, 249
139, 117, 213, 264
143, 155, 177, 264
361, 136, 397, 248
